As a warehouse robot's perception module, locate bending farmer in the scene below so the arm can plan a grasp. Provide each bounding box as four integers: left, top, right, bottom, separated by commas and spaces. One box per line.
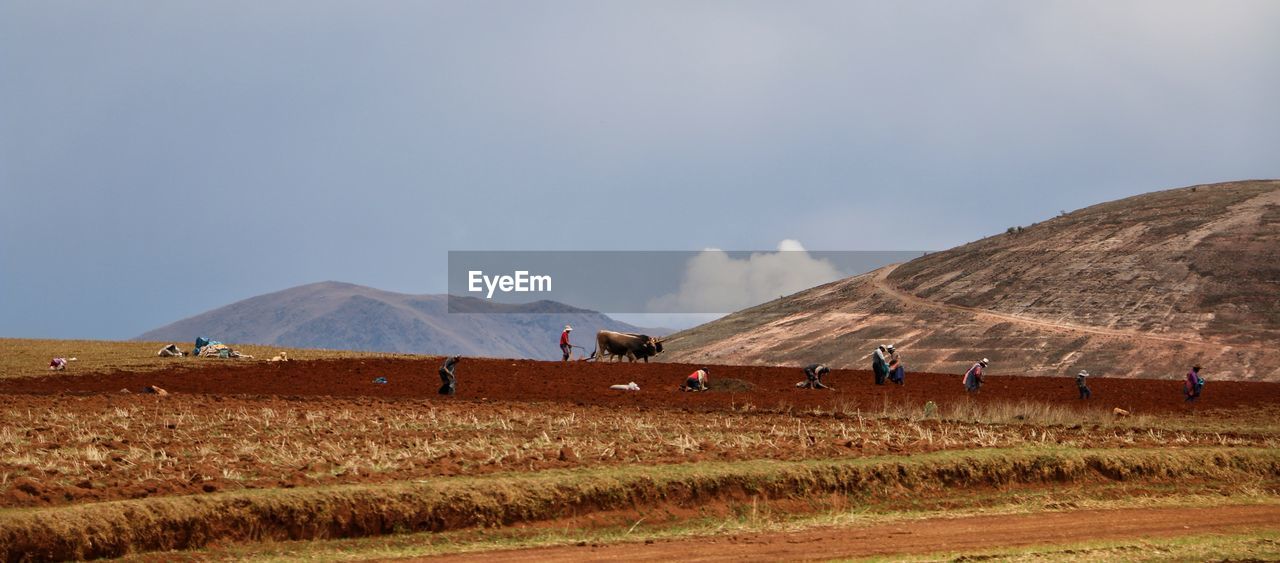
439, 355, 460, 396
796, 363, 832, 389
681, 368, 710, 392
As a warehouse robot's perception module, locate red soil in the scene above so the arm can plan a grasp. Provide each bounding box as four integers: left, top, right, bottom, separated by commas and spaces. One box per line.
432, 504, 1280, 562
1, 357, 1274, 414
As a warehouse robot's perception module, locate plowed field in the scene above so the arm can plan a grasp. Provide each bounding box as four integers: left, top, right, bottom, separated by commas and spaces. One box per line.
3, 356, 1278, 560
3, 356, 1272, 413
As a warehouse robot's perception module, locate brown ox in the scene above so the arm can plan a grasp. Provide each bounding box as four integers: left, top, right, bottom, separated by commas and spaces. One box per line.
591, 330, 665, 363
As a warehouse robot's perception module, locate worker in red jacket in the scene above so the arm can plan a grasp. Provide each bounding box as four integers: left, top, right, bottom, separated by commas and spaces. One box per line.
560, 325, 573, 361
682, 368, 710, 392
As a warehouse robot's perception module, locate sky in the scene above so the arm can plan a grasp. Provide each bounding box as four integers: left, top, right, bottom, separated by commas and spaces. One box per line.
2, 1, 1279, 339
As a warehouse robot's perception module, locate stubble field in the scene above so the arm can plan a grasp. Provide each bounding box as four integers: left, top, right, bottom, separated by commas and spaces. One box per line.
1, 338, 1278, 561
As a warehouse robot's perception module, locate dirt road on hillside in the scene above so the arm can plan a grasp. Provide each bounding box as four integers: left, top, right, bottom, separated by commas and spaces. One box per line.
872, 264, 1237, 349
428, 504, 1280, 562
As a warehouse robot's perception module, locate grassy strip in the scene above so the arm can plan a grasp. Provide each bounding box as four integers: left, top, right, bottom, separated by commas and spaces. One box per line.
854, 398, 1280, 436
886, 529, 1280, 562
9, 394, 1273, 508
0, 338, 406, 379
170, 482, 1280, 561
2, 446, 1278, 560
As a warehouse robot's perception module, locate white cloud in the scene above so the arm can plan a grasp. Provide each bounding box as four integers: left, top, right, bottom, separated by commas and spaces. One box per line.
777, 238, 807, 252
646, 240, 844, 313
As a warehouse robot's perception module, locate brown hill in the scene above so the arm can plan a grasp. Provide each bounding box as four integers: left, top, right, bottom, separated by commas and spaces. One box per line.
665, 180, 1280, 380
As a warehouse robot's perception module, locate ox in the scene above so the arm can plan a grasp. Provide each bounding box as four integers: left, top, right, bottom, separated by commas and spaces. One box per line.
591, 330, 665, 363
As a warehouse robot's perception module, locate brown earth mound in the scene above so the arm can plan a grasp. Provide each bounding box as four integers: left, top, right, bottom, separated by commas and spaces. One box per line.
665, 180, 1280, 380
706, 377, 755, 393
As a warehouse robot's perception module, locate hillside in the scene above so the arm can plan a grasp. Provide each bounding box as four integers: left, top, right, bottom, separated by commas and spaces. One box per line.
137, 282, 659, 360
664, 180, 1280, 380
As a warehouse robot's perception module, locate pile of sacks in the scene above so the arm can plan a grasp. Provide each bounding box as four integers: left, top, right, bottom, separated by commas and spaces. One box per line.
193, 337, 252, 359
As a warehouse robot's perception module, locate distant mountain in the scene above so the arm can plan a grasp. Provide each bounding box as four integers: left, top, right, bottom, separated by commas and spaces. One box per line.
136, 282, 664, 360
665, 180, 1280, 380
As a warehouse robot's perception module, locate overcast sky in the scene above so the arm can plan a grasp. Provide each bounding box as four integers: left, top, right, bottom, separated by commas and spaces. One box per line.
3, 1, 1279, 339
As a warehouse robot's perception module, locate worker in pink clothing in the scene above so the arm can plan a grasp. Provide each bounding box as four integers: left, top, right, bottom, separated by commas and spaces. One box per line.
681, 368, 710, 392
1184, 364, 1204, 402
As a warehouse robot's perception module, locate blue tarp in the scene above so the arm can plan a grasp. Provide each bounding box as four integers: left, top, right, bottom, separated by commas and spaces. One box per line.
193, 337, 223, 356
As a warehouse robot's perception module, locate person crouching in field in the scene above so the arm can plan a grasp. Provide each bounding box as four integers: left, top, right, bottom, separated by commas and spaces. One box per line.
1185, 364, 1204, 402
796, 363, 831, 389
681, 368, 710, 392
439, 355, 460, 396
887, 344, 905, 385
1076, 370, 1091, 399
964, 358, 988, 393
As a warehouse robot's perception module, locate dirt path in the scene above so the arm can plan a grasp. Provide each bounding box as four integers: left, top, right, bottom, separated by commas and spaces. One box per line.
427, 504, 1280, 562
872, 264, 1234, 349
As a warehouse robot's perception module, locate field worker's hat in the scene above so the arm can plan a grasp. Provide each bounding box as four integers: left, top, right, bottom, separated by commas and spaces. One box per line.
1078, 370, 1089, 376
887, 344, 896, 352
980, 358, 990, 366
564, 325, 572, 331
1193, 363, 1202, 370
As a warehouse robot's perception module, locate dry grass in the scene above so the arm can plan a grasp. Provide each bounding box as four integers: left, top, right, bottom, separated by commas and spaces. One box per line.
0, 338, 407, 379
4, 446, 1278, 561
857, 397, 1158, 427
2, 395, 1276, 508
4, 339, 1278, 559
806, 396, 1280, 437
145, 486, 1280, 561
